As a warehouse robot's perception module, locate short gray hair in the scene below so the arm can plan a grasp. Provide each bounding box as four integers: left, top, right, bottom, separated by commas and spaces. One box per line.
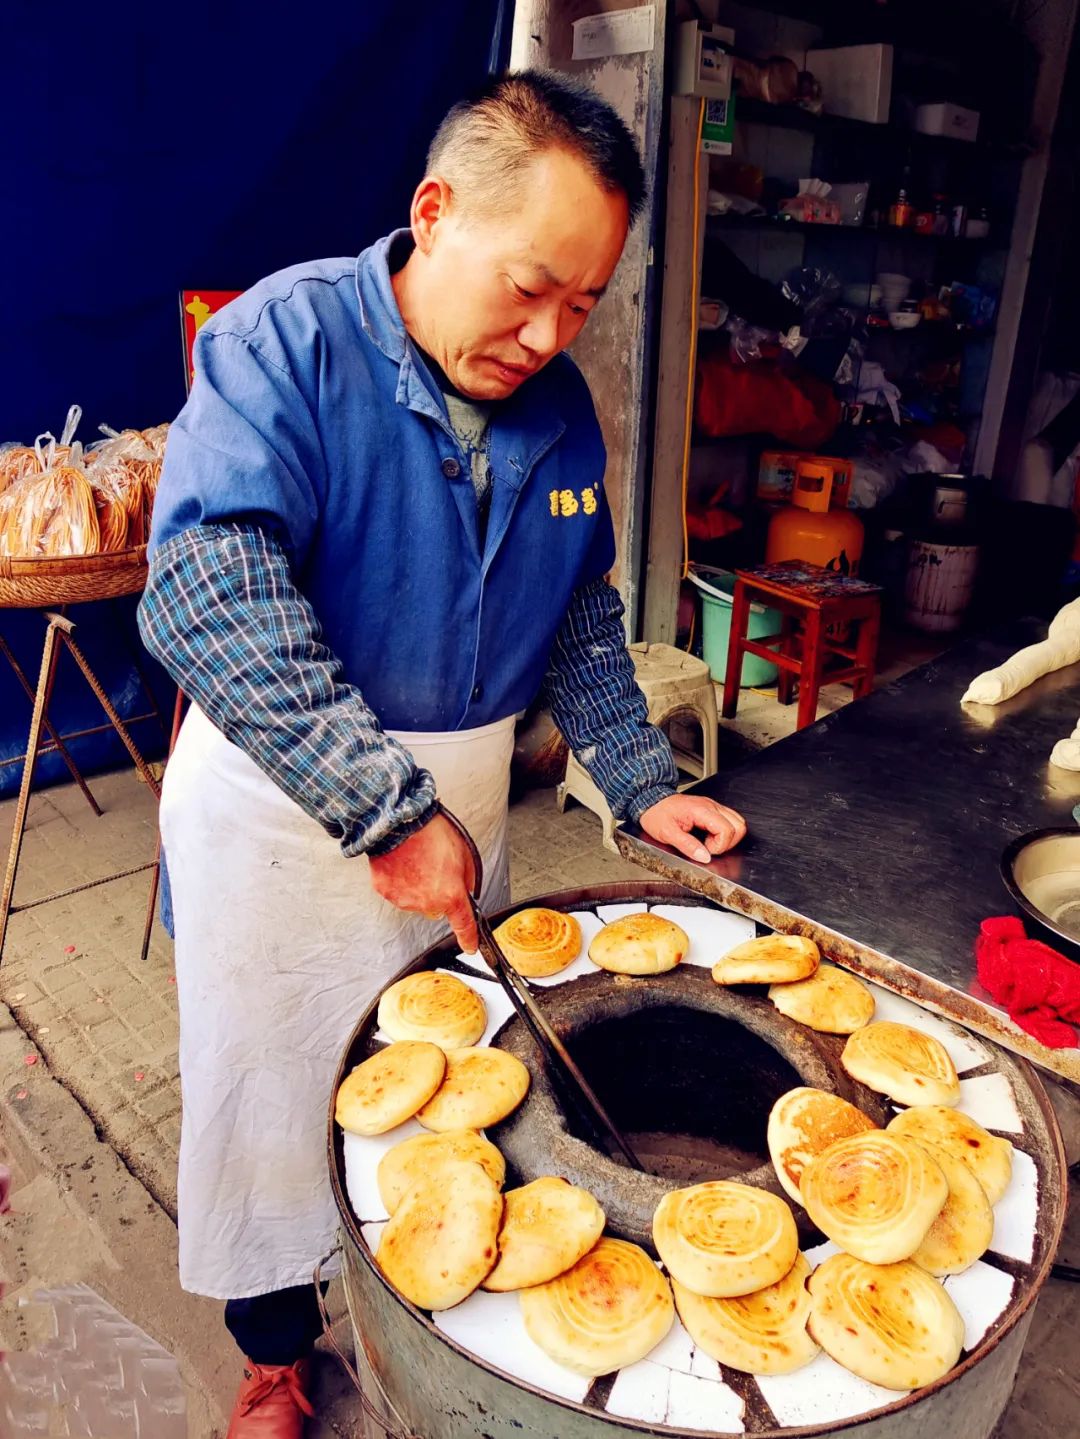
427, 69, 646, 224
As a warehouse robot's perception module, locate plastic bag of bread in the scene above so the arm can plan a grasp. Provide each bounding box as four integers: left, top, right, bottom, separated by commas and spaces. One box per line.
0, 452, 100, 558
86, 424, 167, 546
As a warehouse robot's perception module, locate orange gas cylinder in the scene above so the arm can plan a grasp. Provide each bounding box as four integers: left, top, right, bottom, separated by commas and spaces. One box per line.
765, 459, 864, 576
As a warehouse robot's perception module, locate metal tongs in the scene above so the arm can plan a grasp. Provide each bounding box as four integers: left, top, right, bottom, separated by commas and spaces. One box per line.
439, 805, 643, 1171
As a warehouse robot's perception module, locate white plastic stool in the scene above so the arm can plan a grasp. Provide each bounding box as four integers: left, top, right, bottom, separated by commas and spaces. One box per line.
556, 641, 719, 851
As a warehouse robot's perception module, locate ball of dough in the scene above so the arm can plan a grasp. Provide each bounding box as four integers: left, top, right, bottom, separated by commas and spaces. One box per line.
712, 934, 819, 986
768, 963, 875, 1034
841, 1021, 960, 1107
907, 1141, 994, 1277
494, 908, 583, 978
377, 1129, 505, 1215
673, 1252, 818, 1376
483, 1177, 605, 1292
378, 971, 487, 1049
886, 1105, 1012, 1206
767, 1087, 877, 1205
653, 1180, 799, 1298
416, 1047, 530, 1131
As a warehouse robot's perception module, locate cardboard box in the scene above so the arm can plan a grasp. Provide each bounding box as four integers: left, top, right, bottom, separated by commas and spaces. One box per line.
913, 102, 980, 142
806, 44, 893, 124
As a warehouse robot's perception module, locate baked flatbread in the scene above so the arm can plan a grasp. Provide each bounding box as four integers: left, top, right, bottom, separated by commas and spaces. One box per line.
589, 913, 688, 975
842, 1021, 961, 1107
520, 1237, 674, 1376
335, 1041, 446, 1136
808, 1253, 965, 1390
886, 1105, 1012, 1205
907, 1141, 994, 1276
377, 1129, 505, 1215
416, 1047, 530, 1131
800, 1131, 948, 1264
494, 908, 582, 978
376, 1159, 502, 1311
712, 934, 819, 986
483, 1177, 605, 1292
652, 1180, 799, 1298
673, 1252, 818, 1375
768, 963, 875, 1034
378, 971, 487, 1049
767, 1087, 877, 1205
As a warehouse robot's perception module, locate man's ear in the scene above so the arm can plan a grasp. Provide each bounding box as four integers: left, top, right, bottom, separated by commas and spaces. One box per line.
410, 175, 454, 255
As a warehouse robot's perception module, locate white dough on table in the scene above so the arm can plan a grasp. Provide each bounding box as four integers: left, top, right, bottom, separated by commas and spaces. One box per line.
962, 597, 1080, 705
945, 1262, 1015, 1351
649, 904, 757, 968
436, 1290, 592, 1403
1050, 717, 1080, 769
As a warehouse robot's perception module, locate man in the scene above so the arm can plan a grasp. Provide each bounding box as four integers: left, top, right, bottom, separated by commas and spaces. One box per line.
140, 70, 745, 1437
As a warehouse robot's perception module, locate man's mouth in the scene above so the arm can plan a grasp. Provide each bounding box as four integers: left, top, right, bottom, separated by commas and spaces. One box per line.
490, 359, 535, 381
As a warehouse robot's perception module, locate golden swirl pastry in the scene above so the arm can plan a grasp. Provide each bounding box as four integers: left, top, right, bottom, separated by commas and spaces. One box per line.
907, 1141, 994, 1276
589, 912, 689, 975
808, 1253, 965, 1390
335, 1041, 446, 1136
376, 1158, 503, 1311
377, 1129, 505, 1215
483, 1177, 606, 1292
378, 971, 487, 1049
841, 1021, 961, 1107
800, 1131, 948, 1263
652, 1180, 799, 1298
886, 1105, 1012, 1206
416, 1047, 530, 1131
520, 1237, 674, 1375
768, 963, 876, 1033
767, 1087, 877, 1205
712, 934, 819, 986
673, 1252, 818, 1375
494, 908, 582, 978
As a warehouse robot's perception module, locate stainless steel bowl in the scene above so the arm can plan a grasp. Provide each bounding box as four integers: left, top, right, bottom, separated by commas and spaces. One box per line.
1001, 827, 1080, 957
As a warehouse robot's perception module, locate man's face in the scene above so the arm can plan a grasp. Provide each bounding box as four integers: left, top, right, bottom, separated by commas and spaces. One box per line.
408, 148, 631, 401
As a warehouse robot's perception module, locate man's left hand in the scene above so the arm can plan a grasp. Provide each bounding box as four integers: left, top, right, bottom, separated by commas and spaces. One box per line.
637, 794, 746, 864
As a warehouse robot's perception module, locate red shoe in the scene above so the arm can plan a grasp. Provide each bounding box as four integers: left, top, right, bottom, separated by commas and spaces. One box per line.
226, 1357, 315, 1437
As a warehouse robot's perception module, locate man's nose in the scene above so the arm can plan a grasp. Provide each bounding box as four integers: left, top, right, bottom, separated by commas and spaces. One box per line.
517, 306, 562, 360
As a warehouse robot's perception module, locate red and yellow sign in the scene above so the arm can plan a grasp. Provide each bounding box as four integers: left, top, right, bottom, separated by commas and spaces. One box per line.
180, 290, 243, 391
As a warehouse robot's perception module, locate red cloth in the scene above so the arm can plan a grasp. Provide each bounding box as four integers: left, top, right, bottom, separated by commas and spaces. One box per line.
695, 349, 841, 449
975, 916, 1080, 1048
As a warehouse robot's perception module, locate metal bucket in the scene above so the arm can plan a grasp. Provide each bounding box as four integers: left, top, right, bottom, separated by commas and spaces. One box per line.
329, 881, 1067, 1439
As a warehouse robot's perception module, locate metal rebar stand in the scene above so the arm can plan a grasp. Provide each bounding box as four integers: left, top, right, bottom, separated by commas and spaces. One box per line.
0, 609, 175, 965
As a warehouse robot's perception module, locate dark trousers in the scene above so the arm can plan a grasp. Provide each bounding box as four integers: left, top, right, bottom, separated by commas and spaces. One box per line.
224, 1283, 326, 1367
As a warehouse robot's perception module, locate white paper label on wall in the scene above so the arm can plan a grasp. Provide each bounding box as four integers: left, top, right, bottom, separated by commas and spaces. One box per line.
572, 5, 655, 60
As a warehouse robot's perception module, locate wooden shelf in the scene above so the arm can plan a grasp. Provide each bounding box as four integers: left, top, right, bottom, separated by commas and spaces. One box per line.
706, 215, 999, 246
733, 97, 1024, 154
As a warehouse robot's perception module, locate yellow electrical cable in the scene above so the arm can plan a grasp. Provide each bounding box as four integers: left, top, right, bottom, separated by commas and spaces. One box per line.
680, 96, 706, 585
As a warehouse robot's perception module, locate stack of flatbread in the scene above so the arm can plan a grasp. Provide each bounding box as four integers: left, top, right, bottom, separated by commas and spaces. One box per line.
652, 1178, 817, 1375
713, 933, 878, 1036
764, 1070, 1014, 1391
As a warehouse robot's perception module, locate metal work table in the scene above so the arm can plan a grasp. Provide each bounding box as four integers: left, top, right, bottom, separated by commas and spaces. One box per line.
617, 618, 1080, 1085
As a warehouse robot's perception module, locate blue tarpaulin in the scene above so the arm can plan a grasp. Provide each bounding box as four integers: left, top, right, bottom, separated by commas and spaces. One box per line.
2, 1, 502, 796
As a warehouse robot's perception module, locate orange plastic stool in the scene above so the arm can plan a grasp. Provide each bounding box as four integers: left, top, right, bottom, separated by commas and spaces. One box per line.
722, 561, 883, 731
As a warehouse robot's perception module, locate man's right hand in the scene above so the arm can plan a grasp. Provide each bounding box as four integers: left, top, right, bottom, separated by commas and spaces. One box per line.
368, 812, 479, 953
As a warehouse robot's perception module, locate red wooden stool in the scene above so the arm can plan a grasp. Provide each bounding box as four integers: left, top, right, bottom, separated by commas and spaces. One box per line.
722, 561, 883, 731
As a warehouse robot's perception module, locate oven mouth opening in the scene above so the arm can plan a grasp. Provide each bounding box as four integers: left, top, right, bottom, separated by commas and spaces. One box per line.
566, 1003, 804, 1184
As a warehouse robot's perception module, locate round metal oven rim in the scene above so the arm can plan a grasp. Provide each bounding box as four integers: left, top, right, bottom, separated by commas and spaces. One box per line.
329, 880, 1068, 1439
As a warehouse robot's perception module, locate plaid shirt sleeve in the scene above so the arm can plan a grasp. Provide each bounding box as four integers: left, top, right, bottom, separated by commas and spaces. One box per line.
543, 577, 678, 822
137, 523, 437, 857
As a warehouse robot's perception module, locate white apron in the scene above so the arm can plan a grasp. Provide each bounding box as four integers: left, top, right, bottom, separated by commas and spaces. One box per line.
160, 704, 515, 1300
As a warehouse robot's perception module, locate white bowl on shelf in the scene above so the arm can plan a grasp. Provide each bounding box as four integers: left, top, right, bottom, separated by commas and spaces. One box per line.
888, 310, 921, 330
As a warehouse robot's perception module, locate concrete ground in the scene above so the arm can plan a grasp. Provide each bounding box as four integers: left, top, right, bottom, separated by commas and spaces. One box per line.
1, 651, 1077, 1436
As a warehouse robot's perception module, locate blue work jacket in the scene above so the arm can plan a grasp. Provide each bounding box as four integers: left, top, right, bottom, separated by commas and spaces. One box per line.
151, 232, 616, 731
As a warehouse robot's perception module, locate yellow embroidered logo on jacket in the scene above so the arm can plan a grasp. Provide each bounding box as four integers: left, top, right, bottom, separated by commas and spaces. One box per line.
550, 487, 598, 517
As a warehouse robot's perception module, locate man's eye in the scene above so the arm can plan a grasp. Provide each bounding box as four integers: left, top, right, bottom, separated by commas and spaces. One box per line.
569, 304, 587, 317
515, 283, 538, 299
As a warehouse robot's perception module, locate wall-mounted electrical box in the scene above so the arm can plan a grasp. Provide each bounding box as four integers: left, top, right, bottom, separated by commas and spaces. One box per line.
674, 20, 735, 100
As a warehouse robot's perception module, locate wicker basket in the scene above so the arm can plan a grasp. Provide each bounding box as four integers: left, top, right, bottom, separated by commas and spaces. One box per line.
0, 546, 149, 608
